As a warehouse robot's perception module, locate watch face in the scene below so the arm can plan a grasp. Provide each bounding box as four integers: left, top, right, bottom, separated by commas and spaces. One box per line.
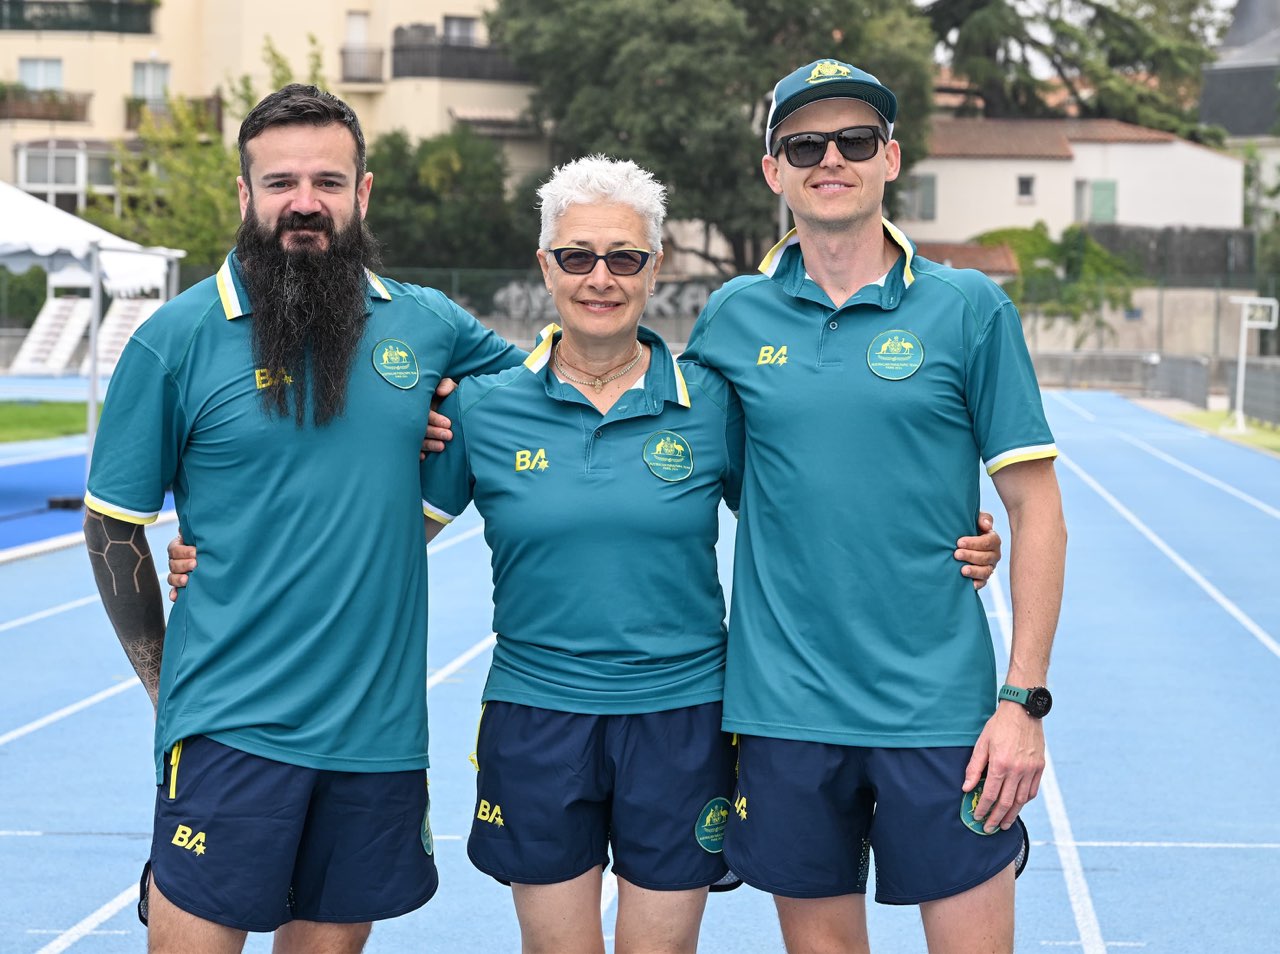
1027, 687, 1053, 718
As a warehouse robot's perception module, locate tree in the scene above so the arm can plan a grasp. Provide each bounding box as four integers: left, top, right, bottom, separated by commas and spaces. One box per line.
364, 127, 528, 269
489, 0, 936, 275
978, 221, 1138, 346
0, 265, 48, 328
924, 0, 1226, 143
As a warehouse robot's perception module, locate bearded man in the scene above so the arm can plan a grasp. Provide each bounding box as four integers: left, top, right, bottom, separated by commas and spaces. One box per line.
83, 85, 525, 953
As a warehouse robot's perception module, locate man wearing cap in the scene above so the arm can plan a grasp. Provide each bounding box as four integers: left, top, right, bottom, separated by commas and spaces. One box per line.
680, 59, 1066, 951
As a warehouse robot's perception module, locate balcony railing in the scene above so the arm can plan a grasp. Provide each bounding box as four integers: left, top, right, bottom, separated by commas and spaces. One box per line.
125, 95, 223, 133
0, 1, 154, 33
0, 87, 91, 121
391, 42, 527, 83
341, 46, 385, 84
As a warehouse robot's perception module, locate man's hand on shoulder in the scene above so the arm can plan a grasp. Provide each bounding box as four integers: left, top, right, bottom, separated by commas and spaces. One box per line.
422, 378, 457, 459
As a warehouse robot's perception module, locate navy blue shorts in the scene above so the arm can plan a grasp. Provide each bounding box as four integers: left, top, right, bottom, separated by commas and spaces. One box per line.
468, 701, 735, 891
149, 735, 438, 932
725, 736, 1025, 904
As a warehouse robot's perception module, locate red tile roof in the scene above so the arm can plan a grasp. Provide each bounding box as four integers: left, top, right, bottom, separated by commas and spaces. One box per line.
926, 117, 1178, 159
916, 242, 1020, 276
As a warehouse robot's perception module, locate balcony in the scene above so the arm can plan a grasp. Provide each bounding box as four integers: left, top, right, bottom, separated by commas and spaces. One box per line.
391, 42, 527, 83
0, 87, 90, 121
0, 1, 154, 33
341, 46, 385, 84
125, 95, 223, 134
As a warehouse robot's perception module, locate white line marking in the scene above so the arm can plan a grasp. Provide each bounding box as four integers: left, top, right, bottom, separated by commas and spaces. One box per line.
1059, 453, 1280, 659
34, 884, 136, 954
1049, 392, 1098, 422
0, 448, 84, 468
0, 680, 140, 748
601, 870, 618, 917
989, 574, 1105, 954
427, 634, 495, 689
0, 830, 43, 836
0, 510, 178, 565
1040, 943, 1146, 948
0, 596, 99, 634
1115, 433, 1280, 520
429, 523, 485, 554
28, 931, 129, 937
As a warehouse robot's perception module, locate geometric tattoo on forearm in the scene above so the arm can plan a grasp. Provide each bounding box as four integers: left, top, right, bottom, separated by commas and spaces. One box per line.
84, 510, 166, 705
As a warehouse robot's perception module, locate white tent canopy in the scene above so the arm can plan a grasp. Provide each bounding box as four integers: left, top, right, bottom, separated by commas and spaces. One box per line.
0, 180, 180, 295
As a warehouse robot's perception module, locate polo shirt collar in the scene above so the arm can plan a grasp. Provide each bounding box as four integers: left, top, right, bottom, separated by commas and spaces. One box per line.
524, 322, 691, 411
215, 249, 394, 321
757, 217, 916, 309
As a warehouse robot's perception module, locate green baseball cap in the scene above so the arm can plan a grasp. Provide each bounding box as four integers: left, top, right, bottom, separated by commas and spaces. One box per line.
765, 58, 898, 154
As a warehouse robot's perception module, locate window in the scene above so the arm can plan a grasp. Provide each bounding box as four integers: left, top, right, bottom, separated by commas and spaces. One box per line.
17, 141, 119, 213
900, 173, 936, 221
1017, 175, 1035, 204
23, 151, 76, 185
443, 16, 477, 45
132, 61, 171, 101
19, 58, 63, 90
1074, 179, 1117, 223
88, 156, 115, 186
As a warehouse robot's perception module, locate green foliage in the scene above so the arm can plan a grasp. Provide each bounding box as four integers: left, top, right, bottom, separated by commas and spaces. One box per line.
0, 266, 49, 327
83, 98, 240, 264
977, 222, 1138, 346
489, 0, 936, 274
365, 127, 528, 269
0, 402, 87, 442
227, 35, 327, 124
924, 0, 1225, 144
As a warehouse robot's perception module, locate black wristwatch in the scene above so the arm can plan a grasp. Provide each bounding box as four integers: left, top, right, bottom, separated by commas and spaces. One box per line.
998, 683, 1053, 719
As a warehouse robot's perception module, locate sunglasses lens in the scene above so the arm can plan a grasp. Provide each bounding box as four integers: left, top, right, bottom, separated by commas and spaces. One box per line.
785, 134, 828, 168
557, 249, 598, 274
836, 128, 879, 162
603, 250, 646, 276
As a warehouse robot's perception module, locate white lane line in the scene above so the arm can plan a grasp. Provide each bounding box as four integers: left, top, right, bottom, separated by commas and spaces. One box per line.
0, 510, 178, 566
0, 596, 99, 634
427, 633, 495, 689
34, 884, 137, 954
1115, 433, 1280, 520
0, 448, 84, 468
429, 523, 485, 554
601, 870, 618, 917
1059, 453, 1280, 660
989, 574, 1105, 954
0, 680, 140, 748
1049, 392, 1098, 422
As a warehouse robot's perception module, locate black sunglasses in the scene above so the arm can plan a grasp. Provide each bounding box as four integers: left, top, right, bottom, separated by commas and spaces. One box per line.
774, 125, 886, 168
548, 246, 652, 276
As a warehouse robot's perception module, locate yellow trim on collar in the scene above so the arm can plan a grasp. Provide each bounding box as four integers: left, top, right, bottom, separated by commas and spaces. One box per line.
758, 229, 799, 277
523, 323, 561, 371
672, 362, 691, 408
367, 270, 392, 301
881, 218, 915, 286
216, 256, 246, 320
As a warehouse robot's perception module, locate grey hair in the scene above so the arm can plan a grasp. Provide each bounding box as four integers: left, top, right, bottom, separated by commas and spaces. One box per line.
537, 155, 667, 252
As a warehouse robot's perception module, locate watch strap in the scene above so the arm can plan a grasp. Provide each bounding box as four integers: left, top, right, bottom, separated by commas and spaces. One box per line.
998, 683, 1030, 706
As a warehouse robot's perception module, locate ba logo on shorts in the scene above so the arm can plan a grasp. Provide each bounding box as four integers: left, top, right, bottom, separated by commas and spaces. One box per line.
514, 448, 549, 472
757, 345, 788, 366
171, 824, 207, 856
734, 794, 748, 821
694, 798, 731, 853
476, 799, 505, 827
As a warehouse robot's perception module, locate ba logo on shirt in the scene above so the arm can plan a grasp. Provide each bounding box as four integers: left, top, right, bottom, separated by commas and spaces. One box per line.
254, 369, 293, 389
757, 345, 788, 366
515, 448, 549, 472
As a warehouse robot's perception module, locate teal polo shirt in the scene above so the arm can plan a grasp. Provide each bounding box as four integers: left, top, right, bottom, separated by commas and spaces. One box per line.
682, 220, 1058, 747
86, 250, 525, 782
422, 325, 744, 714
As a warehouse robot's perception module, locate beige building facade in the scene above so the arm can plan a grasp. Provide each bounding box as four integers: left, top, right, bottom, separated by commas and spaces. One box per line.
0, 0, 547, 213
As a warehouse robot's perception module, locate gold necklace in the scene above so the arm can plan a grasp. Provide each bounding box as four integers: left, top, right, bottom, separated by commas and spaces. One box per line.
553, 341, 644, 393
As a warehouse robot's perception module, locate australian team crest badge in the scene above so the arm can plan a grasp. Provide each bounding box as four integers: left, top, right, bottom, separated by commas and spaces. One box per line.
867, 330, 924, 381
373, 338, 419, 389
643, 430, 694, 482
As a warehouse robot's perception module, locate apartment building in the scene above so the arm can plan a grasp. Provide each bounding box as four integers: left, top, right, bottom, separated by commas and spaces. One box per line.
0, 0, 547, 213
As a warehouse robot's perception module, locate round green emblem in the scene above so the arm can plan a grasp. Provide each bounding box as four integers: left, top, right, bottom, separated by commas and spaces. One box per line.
959, 780, 996, 836
695, 797, 731, 853
867, 330, 924, 381
373, 338, 420, 389
643, 430, 694, 482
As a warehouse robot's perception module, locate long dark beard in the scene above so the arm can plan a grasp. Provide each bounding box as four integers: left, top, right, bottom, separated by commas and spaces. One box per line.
236, 203, 383, 426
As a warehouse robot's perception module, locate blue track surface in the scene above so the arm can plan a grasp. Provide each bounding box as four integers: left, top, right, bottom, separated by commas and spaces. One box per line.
2, 390, 1278, 952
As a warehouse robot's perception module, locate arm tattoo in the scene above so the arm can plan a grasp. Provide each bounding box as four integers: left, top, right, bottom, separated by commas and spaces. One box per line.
84, 511, 166, 708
